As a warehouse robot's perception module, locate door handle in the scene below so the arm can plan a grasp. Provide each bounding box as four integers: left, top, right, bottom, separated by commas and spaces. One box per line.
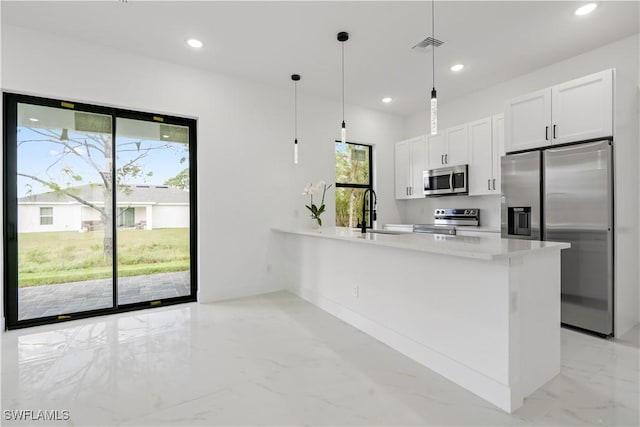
488, 179, 491, 190
545, 126, 549, 140
493, 178, 496, 190
553, 124, 557, 139
8, 222, 16, 241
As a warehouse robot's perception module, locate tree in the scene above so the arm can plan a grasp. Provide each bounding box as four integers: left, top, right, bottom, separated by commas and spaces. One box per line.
335, 144, 369, 227
18, 127, 170, 256
164, 168, 189, 190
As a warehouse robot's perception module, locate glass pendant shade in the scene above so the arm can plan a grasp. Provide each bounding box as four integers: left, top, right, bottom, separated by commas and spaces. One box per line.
341, 121, 346, 143
294, 139, 299, 164
430, 88, 438, 135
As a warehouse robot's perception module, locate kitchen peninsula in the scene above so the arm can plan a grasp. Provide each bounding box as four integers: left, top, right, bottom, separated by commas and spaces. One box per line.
271, 227, 570, 413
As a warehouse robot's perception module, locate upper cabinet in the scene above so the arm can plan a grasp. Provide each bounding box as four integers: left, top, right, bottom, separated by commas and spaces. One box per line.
551, 70, 613, 144
395, 136, 427, 200
505, 88, 551, 152
427, 124, 469, 169
505, 69, 613, 153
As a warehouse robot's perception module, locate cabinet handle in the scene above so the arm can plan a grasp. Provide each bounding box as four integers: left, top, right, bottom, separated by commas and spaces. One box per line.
406, 187, 408, 196
545, 126, 549, 141
488, 179, 491, 190
445, 154, 448, 164
410, 187, 412, 195
493, 179, 496, 190
553, 124, 557, 139
441, 154, 444, 165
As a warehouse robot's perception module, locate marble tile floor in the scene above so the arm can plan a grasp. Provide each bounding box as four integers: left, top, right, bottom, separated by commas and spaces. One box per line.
18, 271, 191, 321
1, 291, 638, 426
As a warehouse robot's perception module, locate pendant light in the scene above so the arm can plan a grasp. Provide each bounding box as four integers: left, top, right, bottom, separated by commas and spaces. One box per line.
430, 0, 438, 135
291, 74, 301, 164
337, 31, 349, 143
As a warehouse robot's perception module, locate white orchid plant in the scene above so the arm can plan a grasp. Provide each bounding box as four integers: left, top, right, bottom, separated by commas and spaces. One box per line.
303, 181, 333, 226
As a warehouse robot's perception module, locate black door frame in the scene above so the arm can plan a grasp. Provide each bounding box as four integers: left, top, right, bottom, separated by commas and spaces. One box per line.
3, 92, 198, 330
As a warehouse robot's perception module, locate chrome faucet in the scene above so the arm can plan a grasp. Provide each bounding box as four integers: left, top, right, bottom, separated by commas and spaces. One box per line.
361, 188, 377, 233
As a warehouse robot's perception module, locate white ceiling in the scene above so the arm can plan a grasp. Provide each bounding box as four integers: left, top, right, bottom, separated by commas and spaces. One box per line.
2, 1, 639, 116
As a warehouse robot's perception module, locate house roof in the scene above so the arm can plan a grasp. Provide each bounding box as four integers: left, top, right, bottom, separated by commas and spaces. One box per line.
18, 184, 189, 204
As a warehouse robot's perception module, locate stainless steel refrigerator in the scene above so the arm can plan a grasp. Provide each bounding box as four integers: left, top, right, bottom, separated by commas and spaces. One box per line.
501, 140, 613, 336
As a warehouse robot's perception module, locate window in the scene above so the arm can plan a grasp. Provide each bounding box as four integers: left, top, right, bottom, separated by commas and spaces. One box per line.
335, 141, 373, 228
39, 207, 53, 225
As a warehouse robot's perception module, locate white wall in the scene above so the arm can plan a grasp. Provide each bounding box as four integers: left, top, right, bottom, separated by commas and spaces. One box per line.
17, 204, 79, 233
0, 24, 404, 317
153, 205, 189, 229
402, 34, 640, 337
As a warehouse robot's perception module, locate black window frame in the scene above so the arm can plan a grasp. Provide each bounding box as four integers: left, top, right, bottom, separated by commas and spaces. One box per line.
335, 140, 374, 228
3, 92, 198, 330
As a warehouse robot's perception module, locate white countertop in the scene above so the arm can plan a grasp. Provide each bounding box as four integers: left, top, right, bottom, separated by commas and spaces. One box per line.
272, 226, 569, 261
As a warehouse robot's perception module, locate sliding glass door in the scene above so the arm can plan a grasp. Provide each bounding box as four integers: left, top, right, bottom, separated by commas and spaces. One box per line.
3, 94, 197, 329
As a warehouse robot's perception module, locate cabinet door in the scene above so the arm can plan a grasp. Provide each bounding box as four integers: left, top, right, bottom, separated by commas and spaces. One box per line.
445, 124, 469, 166
551, 69, 613, 145
427, 132, 446, 169
409, 136, 427, 198
492, 114, 505, 194
468, 118, 493, 196
506, 88, 551, 152
395, 140, 411, 199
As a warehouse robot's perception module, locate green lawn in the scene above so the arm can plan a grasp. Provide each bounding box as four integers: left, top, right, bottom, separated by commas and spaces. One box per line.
18, 228, 190, 287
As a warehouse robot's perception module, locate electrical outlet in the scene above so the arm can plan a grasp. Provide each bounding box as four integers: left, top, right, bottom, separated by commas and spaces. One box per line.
352, 285, 359, 297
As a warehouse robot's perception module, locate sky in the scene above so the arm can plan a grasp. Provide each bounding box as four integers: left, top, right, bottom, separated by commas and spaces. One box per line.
16, 127, 189, 198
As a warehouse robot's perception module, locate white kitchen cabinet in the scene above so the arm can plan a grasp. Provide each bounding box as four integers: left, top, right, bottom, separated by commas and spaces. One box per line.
427, 132, 446, 169
505, 69, 613, 153
468, 117, 494, 195
427, 125, 469, 169
505, 88, 551, 153
551, 69, 613, 144
395, 140, 411, 200
395, 136, 427, 200
492, 113, 505, 191
469, 114, 504, 196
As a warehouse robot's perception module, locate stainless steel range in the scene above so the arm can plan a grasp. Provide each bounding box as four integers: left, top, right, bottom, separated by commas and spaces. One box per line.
413, 208, 480, 235
434, 208, 480, 226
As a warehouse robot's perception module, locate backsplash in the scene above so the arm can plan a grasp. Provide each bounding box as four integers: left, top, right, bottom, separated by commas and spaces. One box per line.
400, 194, 502, 229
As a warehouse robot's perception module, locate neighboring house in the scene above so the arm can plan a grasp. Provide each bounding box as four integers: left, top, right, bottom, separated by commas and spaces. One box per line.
17, 184, 189, 233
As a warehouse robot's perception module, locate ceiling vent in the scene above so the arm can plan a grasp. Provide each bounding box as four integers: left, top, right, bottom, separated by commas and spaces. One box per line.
412, 36, 444, 53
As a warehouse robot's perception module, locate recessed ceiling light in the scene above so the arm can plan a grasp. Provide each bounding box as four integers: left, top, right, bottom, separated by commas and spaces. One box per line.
382, 97, 393, 103
575, 3, 597, 16
186, 38, 204, 49
450, 64, 465, 72
29, 117, 39, 122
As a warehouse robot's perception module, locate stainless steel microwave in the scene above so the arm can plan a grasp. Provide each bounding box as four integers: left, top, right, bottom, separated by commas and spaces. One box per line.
423, 165, 469, 196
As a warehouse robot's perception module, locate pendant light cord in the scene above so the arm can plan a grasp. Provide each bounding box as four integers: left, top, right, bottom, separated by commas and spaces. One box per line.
341, 42, 345, 122
432, 0, 435, 89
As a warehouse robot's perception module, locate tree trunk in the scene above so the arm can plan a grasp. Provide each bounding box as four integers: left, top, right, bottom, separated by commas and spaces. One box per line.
102, 137, 113, 258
